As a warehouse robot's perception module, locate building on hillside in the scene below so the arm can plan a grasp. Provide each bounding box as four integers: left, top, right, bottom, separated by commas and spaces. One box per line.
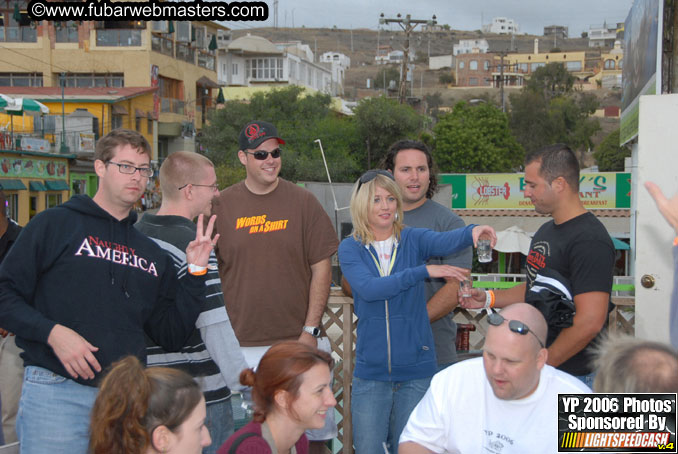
544, 25, 569, 40
0, 14, 224, 163
482, 17, 519, 35
375, 48, 416, 65
455, 52, 495, 87
453, 39, 489, 56
597, 40, 624, 88
429, 55, 455, 70
218, 34, 335, 94
588, 21, 621, 48
319, 52, 351, 95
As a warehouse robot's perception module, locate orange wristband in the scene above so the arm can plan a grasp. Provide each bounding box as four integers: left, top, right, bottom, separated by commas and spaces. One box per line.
673, 236, 678, 247
187, 264, 207, 276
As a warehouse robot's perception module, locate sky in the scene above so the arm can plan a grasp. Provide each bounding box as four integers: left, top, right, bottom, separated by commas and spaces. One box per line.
223, 0, 635, 37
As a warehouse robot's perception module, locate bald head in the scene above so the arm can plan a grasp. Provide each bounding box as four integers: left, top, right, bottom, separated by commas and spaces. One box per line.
497, 303, 548, 351
159, 151, 215, 201
483, 304, 548, 400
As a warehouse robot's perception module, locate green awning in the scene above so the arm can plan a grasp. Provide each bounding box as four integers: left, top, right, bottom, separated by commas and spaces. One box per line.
0, 179, 27, 190
29, 181, 47, 191
44, 180, 70, 191
611, 237, 630, 250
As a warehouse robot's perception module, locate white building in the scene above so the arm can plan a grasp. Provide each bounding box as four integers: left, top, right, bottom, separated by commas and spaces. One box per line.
588, 22, 618, 48
482, 17, 519, 35
453, 39, 490, 56
319, 52, 351, 95
217, 34, 335, 95
375, 49, 417, 65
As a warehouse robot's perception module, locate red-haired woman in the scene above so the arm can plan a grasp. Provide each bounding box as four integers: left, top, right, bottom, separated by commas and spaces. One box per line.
89, 356, 211, 454
218, 341, 336, 454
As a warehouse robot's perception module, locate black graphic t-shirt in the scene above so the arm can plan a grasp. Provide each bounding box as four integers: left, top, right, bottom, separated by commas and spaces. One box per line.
525, 212, 614, 375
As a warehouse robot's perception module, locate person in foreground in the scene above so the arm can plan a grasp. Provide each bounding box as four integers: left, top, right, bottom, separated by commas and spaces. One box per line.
593, 334, 678, 393
399, 303, 591, 454
218, 341, 336, 454
338, 170, 496, 454
90, 355, 211, 454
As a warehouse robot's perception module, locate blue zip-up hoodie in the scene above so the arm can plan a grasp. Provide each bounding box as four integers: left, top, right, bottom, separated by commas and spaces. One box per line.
0, 195, 204, 386
339, 225, 475, 382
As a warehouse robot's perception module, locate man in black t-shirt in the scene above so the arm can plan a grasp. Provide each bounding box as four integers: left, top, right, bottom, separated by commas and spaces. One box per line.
461, 144, 614, 385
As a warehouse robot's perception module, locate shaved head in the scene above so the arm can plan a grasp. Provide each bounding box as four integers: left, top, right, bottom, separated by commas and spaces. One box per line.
483, 303, 548, 400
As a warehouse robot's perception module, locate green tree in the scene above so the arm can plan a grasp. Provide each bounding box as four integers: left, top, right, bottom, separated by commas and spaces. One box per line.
433, 101, 524, 172
374, 67, 400, 89
526, 63, 575, 100
593, 128, 631, 171
439, 72, 455, 85
201, 86, 361, 184
351, 96, 423, 169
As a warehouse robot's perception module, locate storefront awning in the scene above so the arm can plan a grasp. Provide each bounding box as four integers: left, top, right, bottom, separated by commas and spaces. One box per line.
44, 180, 70, 191
111, 104, 128, 115
0, 179, 27, 190
29, 181, 47, 191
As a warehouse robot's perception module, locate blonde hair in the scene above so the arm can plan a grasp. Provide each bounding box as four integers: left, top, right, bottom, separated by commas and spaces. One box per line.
350, 174, 404, 245
159, 151, 214, 200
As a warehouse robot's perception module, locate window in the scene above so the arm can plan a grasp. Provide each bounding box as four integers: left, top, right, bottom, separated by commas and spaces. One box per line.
135, 115, 141, 132
55, 21, 78, 43
469, 60, 478, 70
565, 61, 582, 71
46, 193, 62, 209
232, 63, 238, 75
469, 77, 478, 85
246, 58, 283, 80
0, 72, 42, 87
618, 59, 623, 69
62, 73, 123, 88
112, 115, 123, 130
0, 9, 37, 42
484, 61, 489, 70
518, 63, 528, 72
6, 192, 18, 221
147, 118, 153, 133
95, 22, 143, 47
530, 62, 545, 72
604, 59, 616, 70
459, 61, 465, 69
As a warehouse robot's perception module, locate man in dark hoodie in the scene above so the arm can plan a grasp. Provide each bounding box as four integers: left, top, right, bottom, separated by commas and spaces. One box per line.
0, 129, 216, 454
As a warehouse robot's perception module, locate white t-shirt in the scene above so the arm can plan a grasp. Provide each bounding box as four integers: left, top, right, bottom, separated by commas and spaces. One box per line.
399, 357, 590, 453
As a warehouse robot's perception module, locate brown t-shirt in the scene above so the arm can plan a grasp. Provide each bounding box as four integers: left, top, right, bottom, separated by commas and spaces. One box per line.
212, 179, 338, 346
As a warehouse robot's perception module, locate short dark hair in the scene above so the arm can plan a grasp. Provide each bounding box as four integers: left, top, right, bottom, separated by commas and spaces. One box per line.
381, 140, 438, 198
525, 144, 580, 191
94, 129, 151, 163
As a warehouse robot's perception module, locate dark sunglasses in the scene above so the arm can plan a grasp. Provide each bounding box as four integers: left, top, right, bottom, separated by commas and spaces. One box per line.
244, 148, 282, 160
357, 169, 395, 191
487, 311, 545, 348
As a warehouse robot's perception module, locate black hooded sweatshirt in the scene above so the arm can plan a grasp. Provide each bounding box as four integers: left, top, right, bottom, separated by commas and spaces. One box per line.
0, 195, 204, 386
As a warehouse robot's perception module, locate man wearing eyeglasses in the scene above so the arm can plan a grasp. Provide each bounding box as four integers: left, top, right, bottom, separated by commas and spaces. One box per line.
212, 121, 339, 451
400, 303, 590, 454
135, 150, 248, 453
0, 129, 216, 454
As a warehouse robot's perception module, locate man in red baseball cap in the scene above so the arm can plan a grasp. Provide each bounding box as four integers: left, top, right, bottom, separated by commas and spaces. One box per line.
212, 121, 339, 453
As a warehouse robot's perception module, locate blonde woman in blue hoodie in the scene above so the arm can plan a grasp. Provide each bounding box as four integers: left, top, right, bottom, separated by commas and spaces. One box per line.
339, 170, 496, 454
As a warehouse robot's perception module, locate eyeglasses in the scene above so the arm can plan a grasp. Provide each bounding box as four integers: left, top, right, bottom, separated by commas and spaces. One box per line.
177, 183, 219, 191
107, 161, 154, 178
243, 148, 282, 160
487, 311, 545, 348
357, 169, 395, 191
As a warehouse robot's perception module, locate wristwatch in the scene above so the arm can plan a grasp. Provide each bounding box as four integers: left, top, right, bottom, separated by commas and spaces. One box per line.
303, 325, 321, 338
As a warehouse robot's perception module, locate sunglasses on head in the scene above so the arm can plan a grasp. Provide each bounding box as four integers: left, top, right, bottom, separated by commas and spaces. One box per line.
357, 169, 395, 191
244, 148, 282, 160
487, 311, 545, 348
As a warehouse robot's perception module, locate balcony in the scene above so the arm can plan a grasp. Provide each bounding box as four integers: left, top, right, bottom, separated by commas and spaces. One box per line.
96, 29, 141, 47
176, 43, 195, 64
151, 34, 174, 57
197, 51, 215, 71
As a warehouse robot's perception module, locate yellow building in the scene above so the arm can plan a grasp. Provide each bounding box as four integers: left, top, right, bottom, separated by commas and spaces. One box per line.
0, 15, 225, 161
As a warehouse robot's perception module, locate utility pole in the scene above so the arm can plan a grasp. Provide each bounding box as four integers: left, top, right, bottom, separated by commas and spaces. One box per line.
379, 13, 436, 104
60, 72, 68, 154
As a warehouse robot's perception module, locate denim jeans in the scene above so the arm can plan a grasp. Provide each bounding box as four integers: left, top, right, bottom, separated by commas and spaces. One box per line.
204, 397, 235, 454
17, 366, 98, 454
351, 376, 432, 454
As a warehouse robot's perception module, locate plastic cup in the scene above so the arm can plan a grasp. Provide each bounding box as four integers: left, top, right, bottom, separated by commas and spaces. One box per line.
477, 238, 492, 263
460, 278, 473, 298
